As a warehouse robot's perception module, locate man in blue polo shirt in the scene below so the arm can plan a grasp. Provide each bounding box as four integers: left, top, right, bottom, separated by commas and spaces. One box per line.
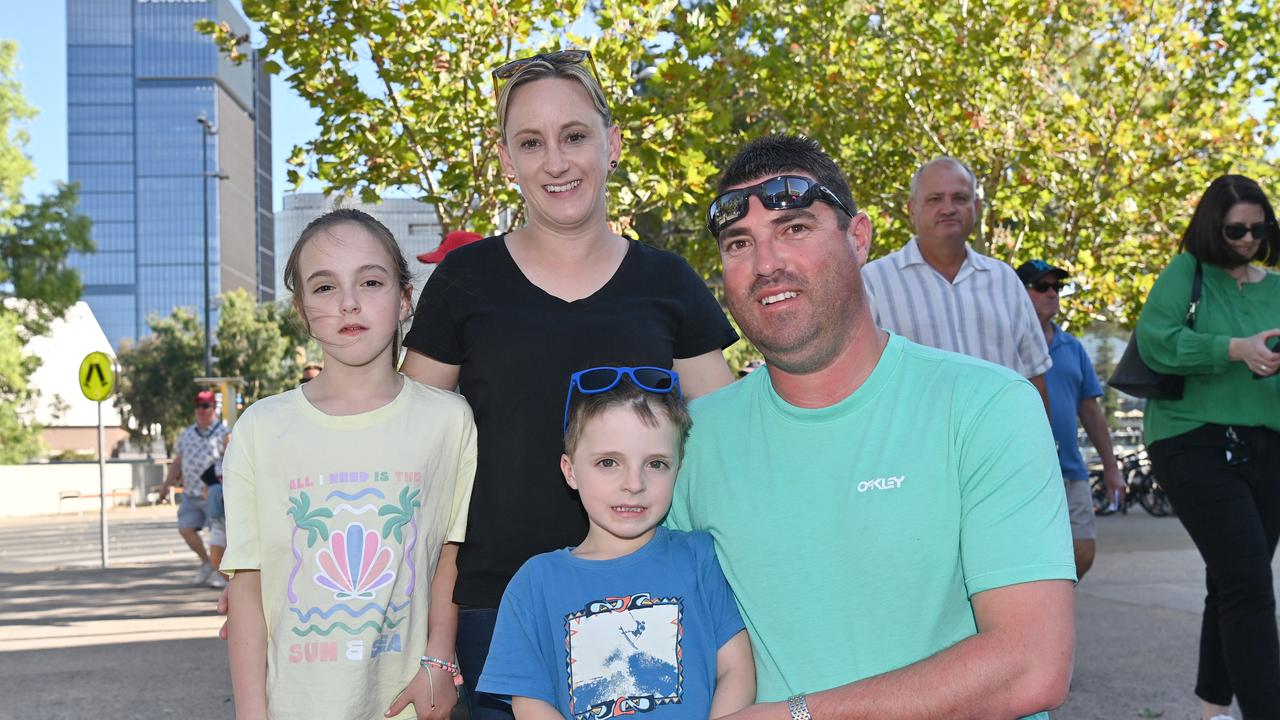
1017, 259, 1127, 579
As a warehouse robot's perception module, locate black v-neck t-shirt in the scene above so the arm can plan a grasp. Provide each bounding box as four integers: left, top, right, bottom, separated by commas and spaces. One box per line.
404, 235, 738, 607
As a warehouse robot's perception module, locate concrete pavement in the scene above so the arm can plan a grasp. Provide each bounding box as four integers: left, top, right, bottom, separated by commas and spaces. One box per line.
1, 506, 1278, 719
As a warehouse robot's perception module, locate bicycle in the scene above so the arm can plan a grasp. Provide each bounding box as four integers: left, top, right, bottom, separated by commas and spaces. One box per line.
1089, 448, 1175, 517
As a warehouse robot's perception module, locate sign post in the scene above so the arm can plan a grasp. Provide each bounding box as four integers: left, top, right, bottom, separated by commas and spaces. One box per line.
79, 351, 116, 569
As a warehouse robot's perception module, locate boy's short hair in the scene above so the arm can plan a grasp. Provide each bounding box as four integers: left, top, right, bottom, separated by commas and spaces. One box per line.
563, 379, 693, 459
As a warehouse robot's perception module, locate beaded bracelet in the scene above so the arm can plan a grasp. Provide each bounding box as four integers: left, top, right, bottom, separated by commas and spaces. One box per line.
420, 655, 460, 677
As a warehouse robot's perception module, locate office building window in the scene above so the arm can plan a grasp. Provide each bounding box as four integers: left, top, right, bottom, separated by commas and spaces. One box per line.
68, 46, 133, 76
70, 163, 134, 195
69, 133, 134, 164
76, 193, 135, 223
68, 105, 133, 135
67, 0, 133, 46
68, 76, 133, 105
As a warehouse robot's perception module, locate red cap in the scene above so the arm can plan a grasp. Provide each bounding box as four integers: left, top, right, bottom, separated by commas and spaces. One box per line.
194, 390, 217, 405
418, 230, 482, 264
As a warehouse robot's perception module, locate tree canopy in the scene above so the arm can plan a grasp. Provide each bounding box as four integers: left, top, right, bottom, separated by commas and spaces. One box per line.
0, 42, 94, 462
114, 293, 318, 451
206, 0, 1279, 328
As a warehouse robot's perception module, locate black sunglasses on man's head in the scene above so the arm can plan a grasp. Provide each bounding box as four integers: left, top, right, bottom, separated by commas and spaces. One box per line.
1026, 281, 1065, 294
706, 175, 855, 236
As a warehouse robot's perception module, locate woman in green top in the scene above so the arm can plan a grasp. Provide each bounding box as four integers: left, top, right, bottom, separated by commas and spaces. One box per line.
1137, 175, 1280, 720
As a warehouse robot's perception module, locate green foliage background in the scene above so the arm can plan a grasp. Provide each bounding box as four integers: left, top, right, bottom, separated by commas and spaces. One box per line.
0, 42, 95, 463
204, 0, 1279, 334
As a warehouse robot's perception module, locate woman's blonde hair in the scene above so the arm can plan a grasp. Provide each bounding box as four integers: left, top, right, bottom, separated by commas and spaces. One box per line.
495, 59, 612, 142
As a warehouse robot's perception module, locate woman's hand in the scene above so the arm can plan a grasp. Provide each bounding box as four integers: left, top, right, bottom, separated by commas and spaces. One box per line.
1228, 329, 1280, 376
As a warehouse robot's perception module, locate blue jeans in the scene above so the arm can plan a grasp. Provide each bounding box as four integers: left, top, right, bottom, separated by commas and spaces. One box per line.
457, 607, 515, 720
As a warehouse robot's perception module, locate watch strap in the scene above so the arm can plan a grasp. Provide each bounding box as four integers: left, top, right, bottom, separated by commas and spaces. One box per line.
786, 694, 811, 720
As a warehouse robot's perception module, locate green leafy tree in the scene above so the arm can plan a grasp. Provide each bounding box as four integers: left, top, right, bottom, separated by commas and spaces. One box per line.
214, 288, 293, 403
198, 0, 719, 242
2, 183, 94, 335
204, 1, 1278, 327
113, 309, 205, 454
264, 299, 322, 383
0, 41, 35, 234
0, 309, 40, 463
0, 42, 94, 462
669, 0, 1280, 326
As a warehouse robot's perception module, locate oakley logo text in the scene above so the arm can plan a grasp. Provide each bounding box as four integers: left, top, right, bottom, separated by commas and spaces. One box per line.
858, 476, 905, 493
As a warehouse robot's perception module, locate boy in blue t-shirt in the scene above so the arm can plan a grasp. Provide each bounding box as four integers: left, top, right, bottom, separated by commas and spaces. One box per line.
478, 367, 755, 719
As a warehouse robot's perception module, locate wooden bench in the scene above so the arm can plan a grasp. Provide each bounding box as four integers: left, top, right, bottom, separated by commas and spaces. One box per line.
58, 490, 136, 514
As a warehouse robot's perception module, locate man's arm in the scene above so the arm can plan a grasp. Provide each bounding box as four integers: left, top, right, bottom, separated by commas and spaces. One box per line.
157, 452, 182, 502
1078, 397, 1125, 504
1028, 374, 1050, 418
727, 580, 1074, 720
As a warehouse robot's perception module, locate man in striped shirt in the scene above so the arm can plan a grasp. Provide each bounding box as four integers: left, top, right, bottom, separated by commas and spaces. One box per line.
862, 156, 1051, 411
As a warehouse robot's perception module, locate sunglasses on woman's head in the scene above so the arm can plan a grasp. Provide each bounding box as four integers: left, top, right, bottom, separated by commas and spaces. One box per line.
563, 366, 681, 433
706, 175, 855, 237
491, 49, 607, 113
491, 49, 596, 80
1223, 222, 1276, 241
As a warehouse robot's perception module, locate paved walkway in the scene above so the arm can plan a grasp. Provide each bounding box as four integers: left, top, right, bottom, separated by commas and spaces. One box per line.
1, 506, 1277, 719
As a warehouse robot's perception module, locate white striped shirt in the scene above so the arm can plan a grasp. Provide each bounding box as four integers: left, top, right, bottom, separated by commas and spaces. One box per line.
862, 238, 1051, 378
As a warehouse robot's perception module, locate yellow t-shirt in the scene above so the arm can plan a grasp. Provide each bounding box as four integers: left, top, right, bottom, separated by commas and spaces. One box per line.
222, 378, 476, 720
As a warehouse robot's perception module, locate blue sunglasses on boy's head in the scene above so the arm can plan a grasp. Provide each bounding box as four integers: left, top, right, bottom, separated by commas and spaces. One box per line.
562, 366, 682, 433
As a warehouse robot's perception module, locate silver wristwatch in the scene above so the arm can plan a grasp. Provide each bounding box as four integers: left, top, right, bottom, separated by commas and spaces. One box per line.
786, 694, 811, 720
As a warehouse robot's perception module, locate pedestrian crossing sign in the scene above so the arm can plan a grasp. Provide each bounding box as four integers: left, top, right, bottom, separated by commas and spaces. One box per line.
79, 351, 116, 402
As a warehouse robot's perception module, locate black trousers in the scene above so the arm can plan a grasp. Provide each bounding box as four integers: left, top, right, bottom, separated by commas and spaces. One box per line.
1149, 423, 1280, 718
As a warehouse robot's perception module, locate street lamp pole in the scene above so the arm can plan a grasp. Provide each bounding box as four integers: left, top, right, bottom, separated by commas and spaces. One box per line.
196, 113, 217, 377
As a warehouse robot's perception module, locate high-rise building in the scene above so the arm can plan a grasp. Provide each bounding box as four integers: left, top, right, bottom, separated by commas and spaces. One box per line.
66, 0, 274, 348
273, 193, 442, 302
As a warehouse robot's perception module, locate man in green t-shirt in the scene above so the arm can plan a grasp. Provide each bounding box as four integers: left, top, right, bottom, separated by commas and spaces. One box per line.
669, 135, 1076, 720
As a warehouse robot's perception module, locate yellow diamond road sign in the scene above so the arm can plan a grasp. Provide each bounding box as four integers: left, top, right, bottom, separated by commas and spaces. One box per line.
79, 351, 116, 402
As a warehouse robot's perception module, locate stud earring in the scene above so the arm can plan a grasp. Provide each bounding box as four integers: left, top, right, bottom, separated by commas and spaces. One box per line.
609, 161, 617, 169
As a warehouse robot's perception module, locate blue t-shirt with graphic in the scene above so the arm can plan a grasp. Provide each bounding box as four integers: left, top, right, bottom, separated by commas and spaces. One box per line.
1045, 325, 1103, 481
478, 528, 744, 720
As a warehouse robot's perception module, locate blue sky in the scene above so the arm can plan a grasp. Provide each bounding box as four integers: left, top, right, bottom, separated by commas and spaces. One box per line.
5, 0, 321, 208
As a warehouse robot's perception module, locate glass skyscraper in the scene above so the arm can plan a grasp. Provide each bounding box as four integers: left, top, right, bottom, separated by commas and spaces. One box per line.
67, 0, 274, 348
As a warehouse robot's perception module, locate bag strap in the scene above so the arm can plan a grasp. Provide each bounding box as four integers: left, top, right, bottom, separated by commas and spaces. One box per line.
1185, 260, 1203, 328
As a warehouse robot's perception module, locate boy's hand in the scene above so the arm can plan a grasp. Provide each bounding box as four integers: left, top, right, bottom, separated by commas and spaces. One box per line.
386, 666, 456, 720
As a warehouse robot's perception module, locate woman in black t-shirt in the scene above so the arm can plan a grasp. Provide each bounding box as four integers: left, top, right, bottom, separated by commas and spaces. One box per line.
400, 52, 738, 720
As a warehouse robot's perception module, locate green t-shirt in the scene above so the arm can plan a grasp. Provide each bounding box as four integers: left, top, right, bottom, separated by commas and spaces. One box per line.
1137, 252, 1280, 444
667, 334, 1074, 716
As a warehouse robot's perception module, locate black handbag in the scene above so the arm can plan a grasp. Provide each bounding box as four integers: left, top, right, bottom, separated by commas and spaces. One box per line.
1108, 260, 1202, 400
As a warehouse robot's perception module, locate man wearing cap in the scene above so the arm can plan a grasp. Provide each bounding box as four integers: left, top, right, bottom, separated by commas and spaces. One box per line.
1018, 259, 1127, 579
862, 157, 1052, 412
158, 390, 231, 586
